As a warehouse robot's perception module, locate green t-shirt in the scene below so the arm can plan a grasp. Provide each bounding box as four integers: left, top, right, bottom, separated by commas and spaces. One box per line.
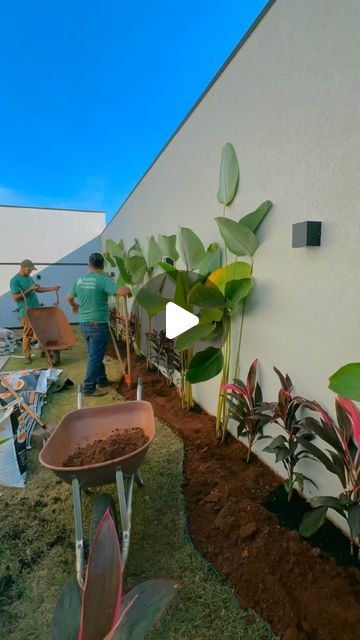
9, 273, 40, 318
69, 272, 118, 323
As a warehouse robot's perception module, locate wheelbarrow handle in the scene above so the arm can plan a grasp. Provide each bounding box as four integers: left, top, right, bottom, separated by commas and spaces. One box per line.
55, 290, 60, 307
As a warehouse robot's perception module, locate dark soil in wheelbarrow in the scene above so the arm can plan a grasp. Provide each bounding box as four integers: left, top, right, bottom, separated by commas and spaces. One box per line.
63, 428, 148, 467
116, 354, 360, 640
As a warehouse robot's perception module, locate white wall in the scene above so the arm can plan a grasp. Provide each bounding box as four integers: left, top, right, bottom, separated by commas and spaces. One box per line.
102, 0, 360, 530
0, 206, 105, 327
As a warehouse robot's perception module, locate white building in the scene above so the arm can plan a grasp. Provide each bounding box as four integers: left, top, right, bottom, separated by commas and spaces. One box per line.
0, 205, 105, 327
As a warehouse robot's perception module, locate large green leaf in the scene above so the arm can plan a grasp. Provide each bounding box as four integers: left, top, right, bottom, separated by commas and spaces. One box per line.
80, 511, 122, 640
186, 347, 223, 383
103, 252, 116, 268
176, 322, 215, 352
105, 239, 124, 258
208, 261, 251, 294
174, 271, 192, 311
216, 217, 259, 256
188, 282, 226, 308
135, 289, 168, 318
125, 255, 147, 284
198, 243, 222, 277
115, 256, 132, 284
158, 262, 178, 281
239, 200, 273, 233
178, 227, 206, 271
329, 363, 360, 402
199, 307, 224, 323
52, 579, 81, 640
157, 234, 179, 262
146, 235, 163, 270
217, 143, 239, 206
225, 278, 254, 309
348, 504, 360, 539
110, 579, 176, 640
299, 506, 328, 537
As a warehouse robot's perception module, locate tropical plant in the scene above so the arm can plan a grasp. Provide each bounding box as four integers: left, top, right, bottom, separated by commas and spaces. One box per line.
222, 359, 271, 463
213, 143, 272, 440
52, 510, 176, 640
297, 395, 360, 556
259, 368, 318, 501
146, 330, 181, 383
329, 362, 360, 401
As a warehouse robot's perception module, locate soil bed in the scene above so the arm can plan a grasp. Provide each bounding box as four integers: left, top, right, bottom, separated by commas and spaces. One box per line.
117, 355, 360, 640
64, 427, 148, 467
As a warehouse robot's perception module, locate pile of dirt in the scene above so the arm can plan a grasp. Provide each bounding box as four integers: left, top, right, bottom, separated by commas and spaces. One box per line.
117, 355, 360, 640
64, 428, 148, 467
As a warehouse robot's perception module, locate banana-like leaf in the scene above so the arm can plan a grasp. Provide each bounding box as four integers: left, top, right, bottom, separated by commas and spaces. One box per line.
208, 261, 251, 294
216, 217, 259, 257
115, 256, 132, 284
52, 579, 81, 640
217, 143, 239, 206
188, 282, 226, 308
348, 504, 360, 539
239, 200, 273, 232
109, 579, 177, 640
299, 506, 328, 537
225, 278, 254, 309
125, 255, 147, 284
329, 363, 360, 402
104, 252, 116, 268
79, 510, 122, 640
157, 234, 179, 262
158, 262, 178, 281
135, 289, 168, 318
176, 322, 215, 352
174, 271, 192, 311
186, 347, 223, 383
178, 227, 205, 271
199, 307, 224, 323
146, 236, 163, 270
198, 243, 222, 277
106, 239, 124, 258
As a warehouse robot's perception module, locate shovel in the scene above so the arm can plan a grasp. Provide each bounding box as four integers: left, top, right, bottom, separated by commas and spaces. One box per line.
0, 373, 52, 450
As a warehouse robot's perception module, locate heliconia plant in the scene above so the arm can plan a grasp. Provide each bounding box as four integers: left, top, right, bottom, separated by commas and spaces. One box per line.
52, 510, 177, 640
259, 368, 318, 501
297, 395, 360, 556
222, 359, 272, 460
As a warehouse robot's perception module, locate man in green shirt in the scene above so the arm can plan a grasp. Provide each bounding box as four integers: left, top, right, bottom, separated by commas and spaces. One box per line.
67, 252, 130, 397
10, 259, 61, 363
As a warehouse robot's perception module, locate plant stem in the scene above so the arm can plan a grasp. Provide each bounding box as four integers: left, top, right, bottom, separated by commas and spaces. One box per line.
234, 300, 246, 381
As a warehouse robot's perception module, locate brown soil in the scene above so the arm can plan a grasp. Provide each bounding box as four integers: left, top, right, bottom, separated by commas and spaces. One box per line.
63, 428, 148, 467
116, 355, 360, 640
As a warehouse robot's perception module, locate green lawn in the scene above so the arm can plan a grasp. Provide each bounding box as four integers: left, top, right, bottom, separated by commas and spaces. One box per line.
0, 330, 275, 639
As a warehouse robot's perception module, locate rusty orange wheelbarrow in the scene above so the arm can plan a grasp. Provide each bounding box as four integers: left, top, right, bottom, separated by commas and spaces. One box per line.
22, 291, 76, 366
39, 380, 155, 586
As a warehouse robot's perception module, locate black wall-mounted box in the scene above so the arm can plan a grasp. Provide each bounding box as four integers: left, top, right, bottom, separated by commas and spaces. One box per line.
292, 221, 322, 247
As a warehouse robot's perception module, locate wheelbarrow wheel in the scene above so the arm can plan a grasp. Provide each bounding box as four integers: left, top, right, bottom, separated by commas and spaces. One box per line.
89, 493, 118, 545
50, 350, 61, 366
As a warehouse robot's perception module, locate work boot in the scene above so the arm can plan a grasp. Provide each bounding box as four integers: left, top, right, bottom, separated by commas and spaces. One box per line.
84, 388, 109, 397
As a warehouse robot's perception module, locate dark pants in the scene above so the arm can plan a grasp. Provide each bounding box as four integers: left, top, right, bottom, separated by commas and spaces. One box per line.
80, 322, 109, 393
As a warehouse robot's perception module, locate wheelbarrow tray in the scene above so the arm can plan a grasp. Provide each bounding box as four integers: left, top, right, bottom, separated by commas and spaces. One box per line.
39, 401, 155, 487
26, 306, 76, 351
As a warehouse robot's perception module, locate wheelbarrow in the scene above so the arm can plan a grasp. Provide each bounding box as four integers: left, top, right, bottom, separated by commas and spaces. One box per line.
39, 381, 155, 587
22, 291, 76, 366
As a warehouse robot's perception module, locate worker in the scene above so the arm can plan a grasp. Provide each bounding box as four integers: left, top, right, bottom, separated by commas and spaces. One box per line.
67, 252, 130, 397
10, 259, 61, 364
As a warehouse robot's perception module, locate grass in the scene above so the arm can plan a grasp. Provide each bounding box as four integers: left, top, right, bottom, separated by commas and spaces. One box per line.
0, 330, 275, 639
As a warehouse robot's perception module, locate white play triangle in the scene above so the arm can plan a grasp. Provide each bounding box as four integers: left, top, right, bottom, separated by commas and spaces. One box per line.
165, 302, 199, 339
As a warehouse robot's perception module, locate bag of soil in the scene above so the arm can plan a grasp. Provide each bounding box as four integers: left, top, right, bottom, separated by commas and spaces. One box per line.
0, 399, 27, 488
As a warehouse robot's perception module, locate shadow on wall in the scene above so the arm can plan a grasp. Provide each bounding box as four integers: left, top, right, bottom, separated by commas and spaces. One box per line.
0, 237, 102, 328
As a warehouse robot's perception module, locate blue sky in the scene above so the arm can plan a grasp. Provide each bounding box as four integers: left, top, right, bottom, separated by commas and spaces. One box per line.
0, 0, 267, 223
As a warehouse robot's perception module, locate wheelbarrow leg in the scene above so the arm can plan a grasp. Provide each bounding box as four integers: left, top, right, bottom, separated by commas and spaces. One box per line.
72, 477, 85, 588
116, 469, 134, 567
135, 468, 144, 487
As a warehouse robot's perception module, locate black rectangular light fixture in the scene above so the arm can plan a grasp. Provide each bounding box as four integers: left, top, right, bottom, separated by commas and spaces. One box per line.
292, 221, 322, 247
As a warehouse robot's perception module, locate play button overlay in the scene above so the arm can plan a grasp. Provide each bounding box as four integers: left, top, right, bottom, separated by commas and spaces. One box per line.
165, 302, 199, 339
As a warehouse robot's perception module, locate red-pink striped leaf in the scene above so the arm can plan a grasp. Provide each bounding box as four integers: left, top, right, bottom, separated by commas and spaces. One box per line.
337, 396, 360, 448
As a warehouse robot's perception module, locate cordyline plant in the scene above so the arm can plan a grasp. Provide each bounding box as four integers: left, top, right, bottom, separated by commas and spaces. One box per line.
222, 359, 272, 460
52, 510, 176, 640
145, 329, 181, 383
260, 367, 318, 501
297, 395, 360, 557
